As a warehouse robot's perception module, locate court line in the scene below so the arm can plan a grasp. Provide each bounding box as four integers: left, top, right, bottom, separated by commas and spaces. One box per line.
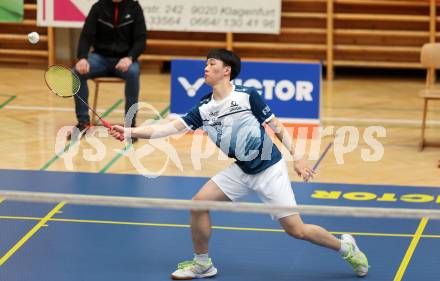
323, 105, 440, 114
4, 104, 168, 113
323, 117, 440, 126
0, 95, 16, 110
39, 99, 123, 170
4, 103, 440, 127
393, 217, 429, 281
99, 105, 170, 173
0, 215, 431, 238
5, 105, 75, 112
419, 234, 440, 239
0, 202, 65, 266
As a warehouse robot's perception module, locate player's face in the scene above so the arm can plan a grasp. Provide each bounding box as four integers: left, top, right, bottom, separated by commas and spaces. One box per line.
204, 58, 231, 86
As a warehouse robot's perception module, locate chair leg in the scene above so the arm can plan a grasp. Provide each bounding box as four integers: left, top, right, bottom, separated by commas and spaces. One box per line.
92, 81, 99, 125
419, 98, 428, 151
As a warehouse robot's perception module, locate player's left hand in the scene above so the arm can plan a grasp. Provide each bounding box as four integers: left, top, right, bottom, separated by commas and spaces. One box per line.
293, 159, 315, 182
115, 57, 133, 72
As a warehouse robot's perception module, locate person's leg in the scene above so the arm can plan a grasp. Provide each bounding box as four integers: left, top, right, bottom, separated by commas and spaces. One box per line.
112, 61, 140, 127
279, 214, 341, 250
73, 53, 110, 123
171, 164, 250, 280
191, 179, 231, 254
171, 180, 231, 280
279, 215, 368, 277
251, 160, 340, 249
255, 159, 368, 277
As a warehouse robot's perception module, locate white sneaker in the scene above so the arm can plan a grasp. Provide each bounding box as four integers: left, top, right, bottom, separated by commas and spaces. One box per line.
341, 234, 369, 277
171, 259, 218, 280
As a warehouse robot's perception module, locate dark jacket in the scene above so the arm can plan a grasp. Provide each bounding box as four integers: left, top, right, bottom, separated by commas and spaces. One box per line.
77, 0, 147, 60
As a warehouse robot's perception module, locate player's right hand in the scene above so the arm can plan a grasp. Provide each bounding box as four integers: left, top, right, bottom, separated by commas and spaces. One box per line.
75, 59, 90, 75
293, 159, 315, 182
108, 125, 126, 140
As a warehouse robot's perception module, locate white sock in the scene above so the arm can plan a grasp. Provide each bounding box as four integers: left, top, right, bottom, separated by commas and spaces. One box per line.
194, 253, 210, 264
338, 239, 350, 256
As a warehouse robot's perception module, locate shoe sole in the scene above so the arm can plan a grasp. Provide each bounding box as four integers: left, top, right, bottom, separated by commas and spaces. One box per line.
342, 234, 368, 277
171, 267, 217, 280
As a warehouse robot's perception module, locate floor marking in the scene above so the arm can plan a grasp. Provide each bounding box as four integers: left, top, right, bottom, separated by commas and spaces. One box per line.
0, 96, 16, 110
39, 99, 123, 170
7, 104, 438, 127
0, 215, 432, 238
99, 105, 170, 173
0, 202, 65, 266
4, 104, 167, 114
323, 117, 440, 126
393, 217, 428, 281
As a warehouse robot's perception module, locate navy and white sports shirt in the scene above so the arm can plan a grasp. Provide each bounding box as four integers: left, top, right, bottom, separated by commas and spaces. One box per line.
180, 85, 282, 174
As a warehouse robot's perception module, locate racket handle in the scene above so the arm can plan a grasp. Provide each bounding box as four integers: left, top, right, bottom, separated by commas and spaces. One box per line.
101, 119, 125, 141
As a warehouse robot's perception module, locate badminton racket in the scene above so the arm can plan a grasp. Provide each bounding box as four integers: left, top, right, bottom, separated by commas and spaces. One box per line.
312, 137, 335, 172
298, 137, 335, 183
44, 65, 124, 141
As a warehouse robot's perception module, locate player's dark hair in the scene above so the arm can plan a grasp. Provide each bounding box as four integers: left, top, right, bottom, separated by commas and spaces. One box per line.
207, 49, 241, 80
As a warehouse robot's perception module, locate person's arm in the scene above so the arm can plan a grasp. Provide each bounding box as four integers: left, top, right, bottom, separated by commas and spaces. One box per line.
109, 118, 187, 140
267, 117, 314, 181
127, 2, 147, 60
248, 88, 313, 181
77, 4, 98, 60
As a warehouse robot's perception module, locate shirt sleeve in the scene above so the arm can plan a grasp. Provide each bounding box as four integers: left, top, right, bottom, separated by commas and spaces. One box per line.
77, 3, 98, 59
127, 2, 147, 60
180, 105, 203, 130
249, 88, 274, 124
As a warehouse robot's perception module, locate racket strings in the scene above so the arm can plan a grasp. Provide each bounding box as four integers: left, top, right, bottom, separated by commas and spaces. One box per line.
45, 65, 80, 97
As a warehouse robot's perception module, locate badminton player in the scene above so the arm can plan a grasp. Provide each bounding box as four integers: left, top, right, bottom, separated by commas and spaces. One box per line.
109, 49, 369, 279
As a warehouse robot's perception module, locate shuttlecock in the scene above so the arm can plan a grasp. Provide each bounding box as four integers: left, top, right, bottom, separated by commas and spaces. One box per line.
28, 32, 40, 44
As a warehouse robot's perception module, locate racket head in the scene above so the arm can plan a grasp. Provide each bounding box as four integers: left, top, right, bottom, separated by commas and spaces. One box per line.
44, 65, 80, 98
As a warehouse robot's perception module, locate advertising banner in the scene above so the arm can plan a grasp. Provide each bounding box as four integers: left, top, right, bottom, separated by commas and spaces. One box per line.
170, 60, 321, 124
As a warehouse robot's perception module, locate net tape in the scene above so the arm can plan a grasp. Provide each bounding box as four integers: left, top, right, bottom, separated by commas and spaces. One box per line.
0, 190, 439, 219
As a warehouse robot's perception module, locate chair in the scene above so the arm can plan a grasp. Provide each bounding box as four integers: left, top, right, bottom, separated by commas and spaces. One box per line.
419, 43, 440, 151
91, 77, 124, 125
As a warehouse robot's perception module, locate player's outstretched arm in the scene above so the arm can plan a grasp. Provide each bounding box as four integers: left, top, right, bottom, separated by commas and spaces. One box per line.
109, 118, 187, 140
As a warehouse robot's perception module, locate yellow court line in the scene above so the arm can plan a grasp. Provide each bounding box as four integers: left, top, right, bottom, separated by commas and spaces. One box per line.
0, 215, 426, 238
36, 218, 421, 236
52, 217, 190, 228
39, 218, 427, 237
331, 231, 414, 238
420, 234, 440, 239
0, 202, 65, 266
393, 217, 429, 281
0, 216, 40, 221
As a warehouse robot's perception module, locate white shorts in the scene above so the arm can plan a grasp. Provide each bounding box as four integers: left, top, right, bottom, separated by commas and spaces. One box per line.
212, 159, 297, 220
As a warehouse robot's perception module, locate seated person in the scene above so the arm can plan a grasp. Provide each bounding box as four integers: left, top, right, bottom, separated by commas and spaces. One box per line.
68, 0, 147, 140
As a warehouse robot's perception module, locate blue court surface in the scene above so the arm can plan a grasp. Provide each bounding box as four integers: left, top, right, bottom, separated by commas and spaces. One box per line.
0, 169, 439, 281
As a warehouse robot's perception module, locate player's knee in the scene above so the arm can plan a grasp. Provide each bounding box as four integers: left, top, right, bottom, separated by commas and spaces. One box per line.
192, 194, 204, 201
191, 195, 209, 215
190, 209, 209, 217
285, 227, 306, 240
126, 65, 139, 78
